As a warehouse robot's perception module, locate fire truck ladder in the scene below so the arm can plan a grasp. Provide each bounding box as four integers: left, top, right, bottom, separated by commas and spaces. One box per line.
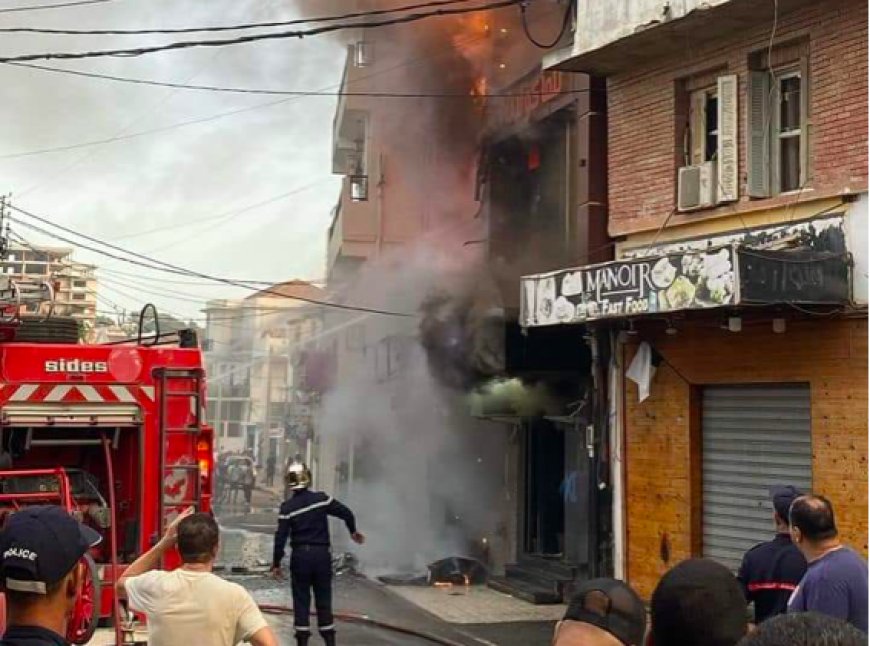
155, 367, 205, 538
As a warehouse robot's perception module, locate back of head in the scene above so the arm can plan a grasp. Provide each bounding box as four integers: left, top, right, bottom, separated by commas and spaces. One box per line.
737, 612, 865, 646
177, 513, 219, 564
770, 485, 802, 526
559, 578, 647, 645
789, 495, 838, 542
650, 558, 747, 646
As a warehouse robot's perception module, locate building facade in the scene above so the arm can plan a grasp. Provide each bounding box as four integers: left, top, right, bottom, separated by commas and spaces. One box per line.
2, 243, 97, 327
522, 0, 868, 599
319, 1, 624, 601
203, 281, 325, 470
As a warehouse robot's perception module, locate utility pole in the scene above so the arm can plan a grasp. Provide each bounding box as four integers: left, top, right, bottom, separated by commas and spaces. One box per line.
263, 345, 273, 467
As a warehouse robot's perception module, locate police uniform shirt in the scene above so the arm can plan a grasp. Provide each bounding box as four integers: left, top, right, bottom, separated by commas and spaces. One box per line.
737, 533, 807, 624
272, 490, 357, 567
0, 626, 68, 646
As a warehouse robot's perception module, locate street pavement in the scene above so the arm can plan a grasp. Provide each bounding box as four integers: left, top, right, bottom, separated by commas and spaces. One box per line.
216, 488, 558, 645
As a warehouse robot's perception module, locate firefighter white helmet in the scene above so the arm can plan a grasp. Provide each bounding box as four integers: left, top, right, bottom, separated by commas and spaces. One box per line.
285, 461, 312, 490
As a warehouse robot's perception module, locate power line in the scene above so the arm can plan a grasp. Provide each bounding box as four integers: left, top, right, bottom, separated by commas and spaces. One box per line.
0, 0, 522, 63
520, 0, 572, 49
0, 0, 111, 13
0, 94, 295, 160
0, 0, 474, 33
9, 204, 415, 317
7, 60, 594, 99
105, 178, 332, 242
98, 266, 278, 287
0, 6, 561, 162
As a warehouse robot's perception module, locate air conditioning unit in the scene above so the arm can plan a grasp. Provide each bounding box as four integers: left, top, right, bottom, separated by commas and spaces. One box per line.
677, 161, 718, 212
353, 41, 374, 68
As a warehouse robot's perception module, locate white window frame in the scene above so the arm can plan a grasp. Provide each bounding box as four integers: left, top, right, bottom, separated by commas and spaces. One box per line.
747, 58, 810, 199
772, 69, 804, 194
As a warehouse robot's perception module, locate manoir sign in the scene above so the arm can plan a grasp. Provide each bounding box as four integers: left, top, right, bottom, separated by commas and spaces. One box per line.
520, 247, 739, 327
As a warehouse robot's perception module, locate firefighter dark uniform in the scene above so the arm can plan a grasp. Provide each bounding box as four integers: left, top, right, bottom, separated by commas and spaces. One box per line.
737, 485, 807, 624
271, 462, 362, 646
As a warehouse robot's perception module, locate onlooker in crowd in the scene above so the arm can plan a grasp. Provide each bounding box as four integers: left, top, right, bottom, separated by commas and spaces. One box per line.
788, 494, 868, 633
266, 454, 276, 488
0, 505, 102, 646
117, 508, 277, 646
737, 611, 865, 646
241, 460, 255, 507
553, 578, 647, 645
737, 485, 807, 623
648, 558, 748, 646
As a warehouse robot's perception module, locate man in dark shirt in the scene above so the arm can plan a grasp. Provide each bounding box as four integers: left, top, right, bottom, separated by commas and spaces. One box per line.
271, 462, 364, 646
0, 506, 102, 646
788, 494, 868, 634
737, 485, 807, 624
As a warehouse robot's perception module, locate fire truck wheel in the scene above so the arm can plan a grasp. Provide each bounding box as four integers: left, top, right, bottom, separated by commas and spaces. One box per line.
14, 315, 81, 344
68, 553, 101, 645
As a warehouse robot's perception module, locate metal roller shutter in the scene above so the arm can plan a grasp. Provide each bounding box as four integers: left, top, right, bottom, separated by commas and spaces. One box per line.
702, 384, 812, 571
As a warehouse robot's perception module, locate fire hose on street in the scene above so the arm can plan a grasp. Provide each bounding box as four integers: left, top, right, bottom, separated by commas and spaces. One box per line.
256, 604, 468, 646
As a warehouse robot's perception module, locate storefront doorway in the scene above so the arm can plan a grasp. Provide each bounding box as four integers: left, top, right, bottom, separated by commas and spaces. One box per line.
522, 417, 590, 565
524, 418, 565, 556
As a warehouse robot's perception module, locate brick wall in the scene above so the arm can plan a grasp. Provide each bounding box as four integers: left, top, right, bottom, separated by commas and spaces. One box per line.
623, 317, 868, 599
608, 0, 868, 237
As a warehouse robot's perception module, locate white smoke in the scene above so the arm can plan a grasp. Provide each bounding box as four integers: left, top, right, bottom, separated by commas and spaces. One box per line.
317, 243, 510, 576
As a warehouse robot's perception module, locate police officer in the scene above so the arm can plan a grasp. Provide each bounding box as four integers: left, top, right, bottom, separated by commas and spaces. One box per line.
737, 485, 807, 624
271, 462, 364, 646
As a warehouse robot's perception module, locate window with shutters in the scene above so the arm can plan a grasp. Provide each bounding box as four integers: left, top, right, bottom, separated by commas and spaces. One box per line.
677, 72, 738, 210
747, 41, 810, 198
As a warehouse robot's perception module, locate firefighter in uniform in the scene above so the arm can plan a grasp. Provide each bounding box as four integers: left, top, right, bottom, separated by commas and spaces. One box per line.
271, 462, 364, 646
737, 485, 808, 624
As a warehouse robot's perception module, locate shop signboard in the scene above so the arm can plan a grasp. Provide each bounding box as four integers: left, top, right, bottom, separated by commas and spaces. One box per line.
486, 67, 575, 133
521, 244, 852, 328
521, 247, 738, 327
739, 250, 851, 304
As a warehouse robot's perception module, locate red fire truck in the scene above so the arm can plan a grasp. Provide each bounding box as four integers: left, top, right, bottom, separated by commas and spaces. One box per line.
0, 288, 214, 644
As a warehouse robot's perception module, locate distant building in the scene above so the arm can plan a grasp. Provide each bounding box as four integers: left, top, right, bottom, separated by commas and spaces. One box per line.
2, 243, 97, 326
203, 280, 325, 467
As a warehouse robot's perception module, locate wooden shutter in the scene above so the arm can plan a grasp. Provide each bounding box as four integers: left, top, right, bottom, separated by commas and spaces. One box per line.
747, 71, 771, 198
717, 75, 738, 202
800, 56, 812, 186
690, 91, 707, 166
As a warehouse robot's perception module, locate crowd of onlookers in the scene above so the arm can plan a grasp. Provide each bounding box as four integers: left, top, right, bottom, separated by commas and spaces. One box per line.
0, 484, 863, 645
554, 489, 868, 646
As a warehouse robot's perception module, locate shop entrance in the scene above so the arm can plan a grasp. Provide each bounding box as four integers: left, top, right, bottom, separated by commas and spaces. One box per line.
524, 418, 565, 556
702, 384, 812, 570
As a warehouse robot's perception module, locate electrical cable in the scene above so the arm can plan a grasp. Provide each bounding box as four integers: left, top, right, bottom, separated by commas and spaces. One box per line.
0, 0, 476, 34
105, 178, 332, 242
0, 0, 110, 13
0, 95, 296, 160
9, 206, 415, 317
0, 0, 523, 63
519, 0, 572, 49
7, 60, 596, 99
0, 5, 563, 162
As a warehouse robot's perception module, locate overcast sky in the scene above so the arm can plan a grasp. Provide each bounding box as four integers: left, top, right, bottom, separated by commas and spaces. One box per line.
0, 0, 345, 321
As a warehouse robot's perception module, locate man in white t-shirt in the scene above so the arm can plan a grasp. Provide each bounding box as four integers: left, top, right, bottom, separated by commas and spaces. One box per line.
116, 508, 276, 646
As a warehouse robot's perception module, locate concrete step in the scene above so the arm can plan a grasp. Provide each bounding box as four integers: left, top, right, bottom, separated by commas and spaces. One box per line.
505, 564, 566, 593
488, 575, 563, 605
517, 555, 579, 581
